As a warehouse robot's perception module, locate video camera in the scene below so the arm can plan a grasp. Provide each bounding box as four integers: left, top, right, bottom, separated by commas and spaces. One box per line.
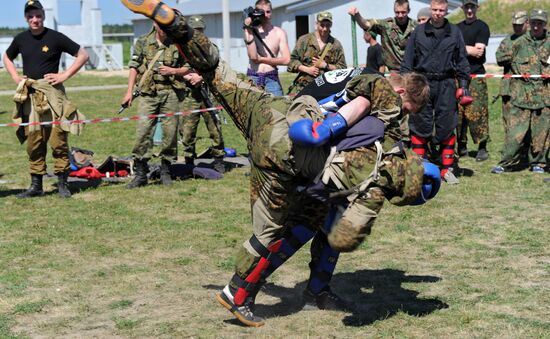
243, 6, 265, 27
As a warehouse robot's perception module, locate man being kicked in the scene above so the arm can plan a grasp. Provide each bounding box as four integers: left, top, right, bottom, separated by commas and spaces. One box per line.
244, 0, 290, 96
120, 0, 438, 327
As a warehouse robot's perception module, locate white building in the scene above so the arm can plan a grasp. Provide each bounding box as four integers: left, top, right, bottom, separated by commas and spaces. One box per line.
131, 0, 464, 72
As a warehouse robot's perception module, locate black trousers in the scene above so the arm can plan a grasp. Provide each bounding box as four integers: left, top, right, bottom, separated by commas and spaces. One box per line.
409, 78, 458, 143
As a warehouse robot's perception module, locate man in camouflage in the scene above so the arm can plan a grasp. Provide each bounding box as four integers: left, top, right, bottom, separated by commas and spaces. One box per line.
457, 0, 491, 161
492, 11, 529, 172
287, 11, 347, 94
120, 0, 438, 327
348, 0, 416, 73
121, 22, 189, 188
348, 0, 417, 144
491, 9, 549, 174
179, 15, 225, 172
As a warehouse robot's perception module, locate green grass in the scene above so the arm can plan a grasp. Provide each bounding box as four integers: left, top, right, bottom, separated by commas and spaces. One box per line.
0, 74, 548, 337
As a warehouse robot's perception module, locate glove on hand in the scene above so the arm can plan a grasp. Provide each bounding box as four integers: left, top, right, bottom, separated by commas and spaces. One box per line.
411, 161, 441, 205
456, 79, 473, 106
289, 112, 347, 146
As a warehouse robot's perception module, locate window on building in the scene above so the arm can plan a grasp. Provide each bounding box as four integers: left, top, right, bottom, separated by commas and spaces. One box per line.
296, 15, 309, 40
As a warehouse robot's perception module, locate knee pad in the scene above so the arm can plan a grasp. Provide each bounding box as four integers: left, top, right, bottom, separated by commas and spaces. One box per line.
265, 224, 316, 277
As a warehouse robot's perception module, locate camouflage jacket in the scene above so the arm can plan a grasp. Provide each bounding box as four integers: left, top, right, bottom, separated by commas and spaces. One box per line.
288, 32, 347, 89
128, 29, 187, 95
505, 31, 550, 109
495, 33, 523, 97
366, 17, 417, 71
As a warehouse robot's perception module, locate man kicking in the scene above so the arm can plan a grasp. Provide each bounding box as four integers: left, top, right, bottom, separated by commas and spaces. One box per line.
120, 0, 439, 327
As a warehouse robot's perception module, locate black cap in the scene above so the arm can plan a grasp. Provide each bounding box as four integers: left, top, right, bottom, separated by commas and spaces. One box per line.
25, 0, 44, 13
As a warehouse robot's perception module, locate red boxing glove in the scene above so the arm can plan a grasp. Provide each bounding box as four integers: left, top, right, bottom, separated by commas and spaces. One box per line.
456, 80, 474, 106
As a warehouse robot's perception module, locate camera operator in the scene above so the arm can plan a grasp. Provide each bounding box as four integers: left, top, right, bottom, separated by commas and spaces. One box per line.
243, 0, 290, 96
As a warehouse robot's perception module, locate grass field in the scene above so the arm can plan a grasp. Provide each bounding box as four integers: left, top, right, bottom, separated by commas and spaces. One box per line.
0, 72, 548, 338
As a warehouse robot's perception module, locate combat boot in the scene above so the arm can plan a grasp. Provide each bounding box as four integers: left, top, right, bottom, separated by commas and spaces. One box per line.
57, 172, 71, 198
127, 160, 148, 189
16, 174, 44, 198
120, 0, 175, 26
160, 159, 173, 186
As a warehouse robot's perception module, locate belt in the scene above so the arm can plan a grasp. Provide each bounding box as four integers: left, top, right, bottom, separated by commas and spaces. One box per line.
424, 72, 454, 80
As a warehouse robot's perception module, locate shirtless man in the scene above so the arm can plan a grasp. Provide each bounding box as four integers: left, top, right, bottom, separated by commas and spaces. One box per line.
244, 0, 290, 96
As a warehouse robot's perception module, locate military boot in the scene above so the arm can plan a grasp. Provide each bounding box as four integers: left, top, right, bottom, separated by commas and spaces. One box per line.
127, 160, 148, 189
57, 172, 71, 198
160, 159, 173, 186
16, 174, 44, 198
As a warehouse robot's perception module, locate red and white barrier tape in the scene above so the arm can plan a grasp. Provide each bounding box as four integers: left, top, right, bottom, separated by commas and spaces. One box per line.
385, 73, 549, 79
0, 106, 223, 128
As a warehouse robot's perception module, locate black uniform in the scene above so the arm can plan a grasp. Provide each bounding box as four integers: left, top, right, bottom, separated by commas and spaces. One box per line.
6, 28, 80, 80
401, 19, 470, 143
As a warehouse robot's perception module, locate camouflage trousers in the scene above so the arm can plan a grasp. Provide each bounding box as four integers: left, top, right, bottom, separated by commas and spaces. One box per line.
26, 126, 69, 175
132, 89, 181, 162
458, 78, 490, 145
498, 105, 549, 169
179, 87, 224, 158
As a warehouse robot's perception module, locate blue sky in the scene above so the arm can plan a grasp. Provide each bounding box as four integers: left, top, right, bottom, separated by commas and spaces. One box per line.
0, 0, 181, 28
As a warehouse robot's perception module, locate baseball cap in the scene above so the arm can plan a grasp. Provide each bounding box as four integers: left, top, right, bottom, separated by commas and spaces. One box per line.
462, 0, 478, 6
530, 9, 547, 23
188, 15, 206, 29
24, 0, 43, 13
317, 11, 332, 23
511, 10, 528, 25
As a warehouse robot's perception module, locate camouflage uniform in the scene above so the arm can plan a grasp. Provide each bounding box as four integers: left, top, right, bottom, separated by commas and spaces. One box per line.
179, 85, 225, 159
129, 28, 188, 163
287, 32, 347, 94
496, 27, 550, 169
162, 14, 423, 253
495, 33, 525, 166
364, 17, 416, 71
457, 77, 489, 145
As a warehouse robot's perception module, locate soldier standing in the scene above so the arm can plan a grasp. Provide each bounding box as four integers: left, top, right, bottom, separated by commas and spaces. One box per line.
491, 11, 528, 173
287, 12, 347, 94
457, 0, 491, 161
492, 9, 549, 174
348, 0, 417, 73
121, 22, 189, 188
401, 0, 472, 184
179, 16, 225, 172
3, 0, 89, 198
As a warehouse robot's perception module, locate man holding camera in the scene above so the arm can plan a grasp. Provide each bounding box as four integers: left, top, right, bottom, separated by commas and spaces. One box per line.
243, 0, 290, 96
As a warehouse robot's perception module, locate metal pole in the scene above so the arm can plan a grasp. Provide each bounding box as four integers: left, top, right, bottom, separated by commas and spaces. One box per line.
351, 17, 358, 68
222, 0, 231, 63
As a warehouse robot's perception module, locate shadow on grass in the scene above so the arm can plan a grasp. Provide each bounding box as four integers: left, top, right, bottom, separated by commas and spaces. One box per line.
204, 268, 448, 327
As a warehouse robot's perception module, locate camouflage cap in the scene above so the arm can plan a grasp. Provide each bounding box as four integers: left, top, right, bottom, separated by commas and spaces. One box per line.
24, 0, 43, 13
530, 9, 547, 23
512, 10, 528, 25
188, 15, 206, 29
462, 0, 478, 5
317, 11, 333, 23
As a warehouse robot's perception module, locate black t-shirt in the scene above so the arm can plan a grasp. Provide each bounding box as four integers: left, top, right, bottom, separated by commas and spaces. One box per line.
296, 67, 372, 99
5, 28, 81, 80
457, 19, 490, 74
366, 43, 383, 74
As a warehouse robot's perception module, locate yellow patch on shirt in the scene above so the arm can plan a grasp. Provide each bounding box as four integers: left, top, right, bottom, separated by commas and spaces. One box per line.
42, 45, 49, 53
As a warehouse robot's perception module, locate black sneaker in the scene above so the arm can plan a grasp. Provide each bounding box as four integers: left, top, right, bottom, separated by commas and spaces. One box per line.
475, 148, 489, 162
302, 288, 354, 312
216, 286, 265, 327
